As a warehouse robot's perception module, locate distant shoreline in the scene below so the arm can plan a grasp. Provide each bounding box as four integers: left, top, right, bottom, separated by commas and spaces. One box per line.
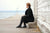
0, 10, 25, 19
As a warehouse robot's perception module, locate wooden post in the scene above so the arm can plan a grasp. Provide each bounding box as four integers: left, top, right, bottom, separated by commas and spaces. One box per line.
34, 0, 38, 22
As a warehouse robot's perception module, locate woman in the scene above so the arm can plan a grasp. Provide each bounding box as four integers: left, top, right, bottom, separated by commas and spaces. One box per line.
16, 3, 34, 28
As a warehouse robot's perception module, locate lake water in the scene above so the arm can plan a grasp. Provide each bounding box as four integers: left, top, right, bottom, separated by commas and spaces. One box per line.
0, 11, 25, 19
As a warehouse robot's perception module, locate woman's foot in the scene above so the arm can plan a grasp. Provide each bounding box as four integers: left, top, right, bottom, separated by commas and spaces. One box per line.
22, 26, 27, 28
16, 26, 22, 28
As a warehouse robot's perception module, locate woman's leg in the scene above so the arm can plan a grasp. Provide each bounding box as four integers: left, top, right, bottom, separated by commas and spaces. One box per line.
16, 16, 24, 28
18, 19, 23, 27
24, 22, 26, 27
22, 21, 27, 28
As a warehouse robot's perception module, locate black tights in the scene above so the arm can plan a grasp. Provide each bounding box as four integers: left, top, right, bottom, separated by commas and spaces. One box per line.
19, 17, 26, 27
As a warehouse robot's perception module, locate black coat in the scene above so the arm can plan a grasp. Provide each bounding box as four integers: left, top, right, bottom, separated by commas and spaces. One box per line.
21, 7, 34, 23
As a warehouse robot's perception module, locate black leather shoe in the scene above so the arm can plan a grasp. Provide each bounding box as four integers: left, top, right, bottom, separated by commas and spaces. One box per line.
16, 26, 22, 28
22, 26, 27, 28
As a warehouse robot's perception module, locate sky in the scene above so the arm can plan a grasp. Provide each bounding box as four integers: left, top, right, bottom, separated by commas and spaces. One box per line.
0, 0, 34, 19
0, 0, 31, 11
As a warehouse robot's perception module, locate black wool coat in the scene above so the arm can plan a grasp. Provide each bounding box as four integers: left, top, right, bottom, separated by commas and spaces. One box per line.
21, 7, 34, 23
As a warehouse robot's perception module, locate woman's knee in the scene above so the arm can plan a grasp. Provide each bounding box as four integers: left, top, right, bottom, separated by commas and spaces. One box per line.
22, 16, 25, 19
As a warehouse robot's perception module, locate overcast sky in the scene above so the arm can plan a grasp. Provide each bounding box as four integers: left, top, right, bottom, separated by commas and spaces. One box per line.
0, 0, 32, 11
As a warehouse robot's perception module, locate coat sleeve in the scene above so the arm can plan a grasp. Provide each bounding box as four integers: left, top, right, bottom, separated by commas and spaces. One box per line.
27, 9, 32, 16
25, 9, 30, 16
25, 8, 33, 17
25, 10, 27, 15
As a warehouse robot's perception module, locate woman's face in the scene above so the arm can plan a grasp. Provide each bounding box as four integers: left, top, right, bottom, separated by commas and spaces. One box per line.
26, 5, 29, 8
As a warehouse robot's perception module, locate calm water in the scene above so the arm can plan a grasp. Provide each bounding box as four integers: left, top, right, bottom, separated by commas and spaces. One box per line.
0, 11, 25, 19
